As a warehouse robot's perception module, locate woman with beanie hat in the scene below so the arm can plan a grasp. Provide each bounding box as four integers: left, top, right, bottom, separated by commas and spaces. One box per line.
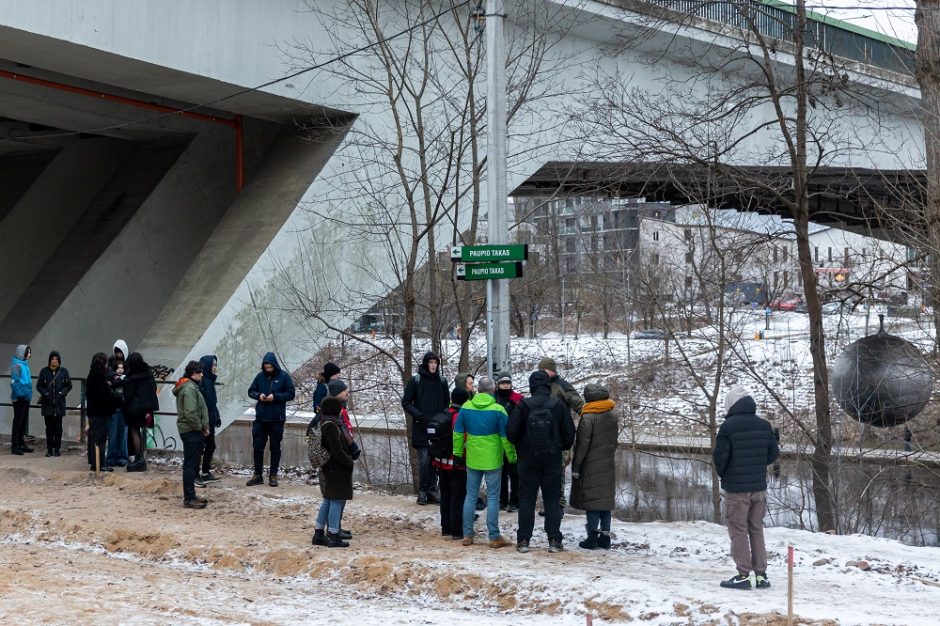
570, 384, 618, 550
312, 396, 355, 548
313, 362, 341, 414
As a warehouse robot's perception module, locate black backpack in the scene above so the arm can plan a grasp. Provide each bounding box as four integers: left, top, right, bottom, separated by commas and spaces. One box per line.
524, 397, 560, 458
427, 411, 454, 459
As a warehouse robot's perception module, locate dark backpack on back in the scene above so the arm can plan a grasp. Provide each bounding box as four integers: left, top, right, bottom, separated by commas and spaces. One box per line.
427, 411, 453, 459
524, 397, 560, 458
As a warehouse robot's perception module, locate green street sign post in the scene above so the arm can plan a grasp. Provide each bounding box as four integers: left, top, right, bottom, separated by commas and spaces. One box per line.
450, 244, 528, 263
456, 262, 524, 281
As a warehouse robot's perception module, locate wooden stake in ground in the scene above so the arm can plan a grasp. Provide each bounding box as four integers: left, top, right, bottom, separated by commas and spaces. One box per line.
787, 544, 795, 625
95, 445, 101, 479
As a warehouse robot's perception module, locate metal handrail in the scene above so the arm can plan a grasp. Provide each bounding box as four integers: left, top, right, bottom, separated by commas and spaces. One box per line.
643, 0, 915, 75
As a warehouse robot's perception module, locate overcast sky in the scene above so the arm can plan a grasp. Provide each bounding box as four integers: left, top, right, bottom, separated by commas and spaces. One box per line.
810, 0, 917, 44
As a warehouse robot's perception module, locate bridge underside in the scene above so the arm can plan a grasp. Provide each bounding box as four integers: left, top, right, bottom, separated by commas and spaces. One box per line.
0, 26, 351, 407
514, 162, 925, 237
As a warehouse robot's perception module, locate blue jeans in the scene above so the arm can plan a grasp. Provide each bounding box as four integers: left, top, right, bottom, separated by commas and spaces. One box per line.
106, 409, 129, 465
586, 510, 612, 533
463, 468, 502, 540
315, 498, 345, 534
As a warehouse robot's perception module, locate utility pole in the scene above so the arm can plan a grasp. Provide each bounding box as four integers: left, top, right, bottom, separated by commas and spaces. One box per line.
485, 0, 510, 378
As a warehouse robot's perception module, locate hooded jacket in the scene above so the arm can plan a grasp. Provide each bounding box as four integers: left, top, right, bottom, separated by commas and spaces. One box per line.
507, 371, 576, 462
453, 392, 516, 471
712, 395, 780, 493
198, 355, 221, 428
37, 351, 72, 417
569, 390, 618, 511
122, 360, 159, 427
10, 345, 31, 401
547, 373, 585, 415
247, 352, 295, 422
108, 339, 129, 376
401, 351, 449, 447
173, 377, 210, 435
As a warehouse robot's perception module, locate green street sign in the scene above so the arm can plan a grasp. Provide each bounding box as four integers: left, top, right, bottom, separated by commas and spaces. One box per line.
456, 262, 523, 281
451, 244, 528, 262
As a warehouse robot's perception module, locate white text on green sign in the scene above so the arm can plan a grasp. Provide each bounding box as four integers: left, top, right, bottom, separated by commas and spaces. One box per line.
451, 244, 528, 262
456, 262, 523, 281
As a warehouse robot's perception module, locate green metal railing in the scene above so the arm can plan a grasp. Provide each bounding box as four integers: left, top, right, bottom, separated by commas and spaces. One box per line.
644, 0, 915, 75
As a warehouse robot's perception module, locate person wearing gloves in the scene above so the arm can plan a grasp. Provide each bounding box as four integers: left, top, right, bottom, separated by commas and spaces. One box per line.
246, 352, 296, 487
10, 345, 33, 454
198, 355, 222, 482
713, 385, 780, 590
37, 351, 72, 457
569, 384, 618, 550
174, 361, 210, 509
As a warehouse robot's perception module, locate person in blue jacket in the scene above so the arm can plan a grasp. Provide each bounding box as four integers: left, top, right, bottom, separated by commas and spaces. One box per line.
246, 352, 295, 487
10, 345, 34, 455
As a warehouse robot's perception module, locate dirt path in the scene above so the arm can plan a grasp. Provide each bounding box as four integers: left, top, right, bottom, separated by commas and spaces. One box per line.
0, 450, 879, 625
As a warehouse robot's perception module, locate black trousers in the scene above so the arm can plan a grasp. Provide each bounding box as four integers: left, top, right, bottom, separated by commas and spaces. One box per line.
500, 457, 518, 507
415, 446, 438, 495
516, 456, 564, 543
252, 420, 284, 476
11, 398, 29, 450
200, 426, 216, 474
43, 415, 63, 452
438, 469, 467, 537
86, 415, 110, 470
181, 431, 205, 502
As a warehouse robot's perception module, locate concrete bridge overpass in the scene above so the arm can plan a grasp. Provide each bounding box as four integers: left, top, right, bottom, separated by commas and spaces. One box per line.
0, 0, 924, 445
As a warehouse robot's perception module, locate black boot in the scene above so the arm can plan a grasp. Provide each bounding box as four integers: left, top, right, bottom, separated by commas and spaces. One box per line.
53, 449, 61, 457
579, 529, 600, 550
326, 532, 349, 548
312, 529, 328, 546
597, 531, 611, 550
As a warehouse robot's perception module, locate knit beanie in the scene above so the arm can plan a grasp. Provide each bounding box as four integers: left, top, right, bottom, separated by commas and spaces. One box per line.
327, 379, 348, 396
583, 384, 609, 403
451, 388, 470, 406
322, 362, 341, 379
496, 371, 512, 384
537, 357, 557, 373
724, 385, 750, 414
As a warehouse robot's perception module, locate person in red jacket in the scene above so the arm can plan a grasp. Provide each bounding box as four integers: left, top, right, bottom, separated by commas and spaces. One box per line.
495, 372, 523, 512
433, 387, 469, 540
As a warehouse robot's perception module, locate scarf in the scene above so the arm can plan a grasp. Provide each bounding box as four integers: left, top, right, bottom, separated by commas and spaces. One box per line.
581, 399, 616, 414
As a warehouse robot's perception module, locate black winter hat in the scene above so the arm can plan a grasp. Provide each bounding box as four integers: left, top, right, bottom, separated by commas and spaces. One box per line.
451, 388, 470, 406
528, 370, 552, 393
327, 379, 348, 396
321, 362, 341, 379
320, 396, 343, 417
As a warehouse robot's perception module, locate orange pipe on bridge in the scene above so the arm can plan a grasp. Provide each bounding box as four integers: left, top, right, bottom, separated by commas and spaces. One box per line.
0, 69, 244, 191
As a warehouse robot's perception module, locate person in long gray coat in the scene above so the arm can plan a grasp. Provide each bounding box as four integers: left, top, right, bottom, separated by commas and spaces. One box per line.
569, 384, 618, 550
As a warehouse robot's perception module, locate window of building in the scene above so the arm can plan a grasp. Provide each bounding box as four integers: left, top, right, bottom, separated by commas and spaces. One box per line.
684, 228, 692, 241
685, 275, 693, 288
566, 239, 575, 253
783, 246, 789, 263
565, 217, 574, 234
653, 231, 660, 242
685, 251, 693, 264
814, 246, 819, 262
773, 246, 778, 263
651, 253, 660, 265
566, 256, 576, 272
784, 271, 789, 288
844, 247, 850, 266
828, 247, 833, 262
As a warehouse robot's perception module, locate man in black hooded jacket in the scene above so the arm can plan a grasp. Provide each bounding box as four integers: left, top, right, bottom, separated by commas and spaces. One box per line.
507, 371, 576, 553
246, 352, 295, 487
402, 351, 449, 505
198, 355, 222, 482
713, 385, 779, 590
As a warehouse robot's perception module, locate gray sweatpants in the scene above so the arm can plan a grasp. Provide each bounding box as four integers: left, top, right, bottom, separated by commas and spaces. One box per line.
724, 490, 768, 575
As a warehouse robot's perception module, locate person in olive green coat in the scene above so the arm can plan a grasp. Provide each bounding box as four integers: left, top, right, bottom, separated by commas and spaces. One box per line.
570, 384, 618, 550
173, 361, 210, 509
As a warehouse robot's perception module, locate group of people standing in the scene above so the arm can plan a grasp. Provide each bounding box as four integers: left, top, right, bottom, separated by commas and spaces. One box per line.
8, 343, 224, 503
403, 353, 619, 553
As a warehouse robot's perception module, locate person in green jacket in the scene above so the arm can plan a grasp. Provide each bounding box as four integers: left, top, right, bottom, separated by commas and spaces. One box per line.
173, 361, 210, 509
453, 376, 516, 548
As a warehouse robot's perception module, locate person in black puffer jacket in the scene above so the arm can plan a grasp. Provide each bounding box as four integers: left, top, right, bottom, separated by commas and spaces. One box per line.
401, 351, 449, 505
85, 352, 123, 472
36, 351, 72, 457
713, 386, 780, 591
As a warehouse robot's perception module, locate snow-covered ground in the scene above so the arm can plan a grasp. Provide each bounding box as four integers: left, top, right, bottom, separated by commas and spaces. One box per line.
1, 452, 939, 625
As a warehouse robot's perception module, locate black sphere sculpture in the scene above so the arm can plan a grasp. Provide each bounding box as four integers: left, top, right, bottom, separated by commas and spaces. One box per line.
831, 316, 933, 427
